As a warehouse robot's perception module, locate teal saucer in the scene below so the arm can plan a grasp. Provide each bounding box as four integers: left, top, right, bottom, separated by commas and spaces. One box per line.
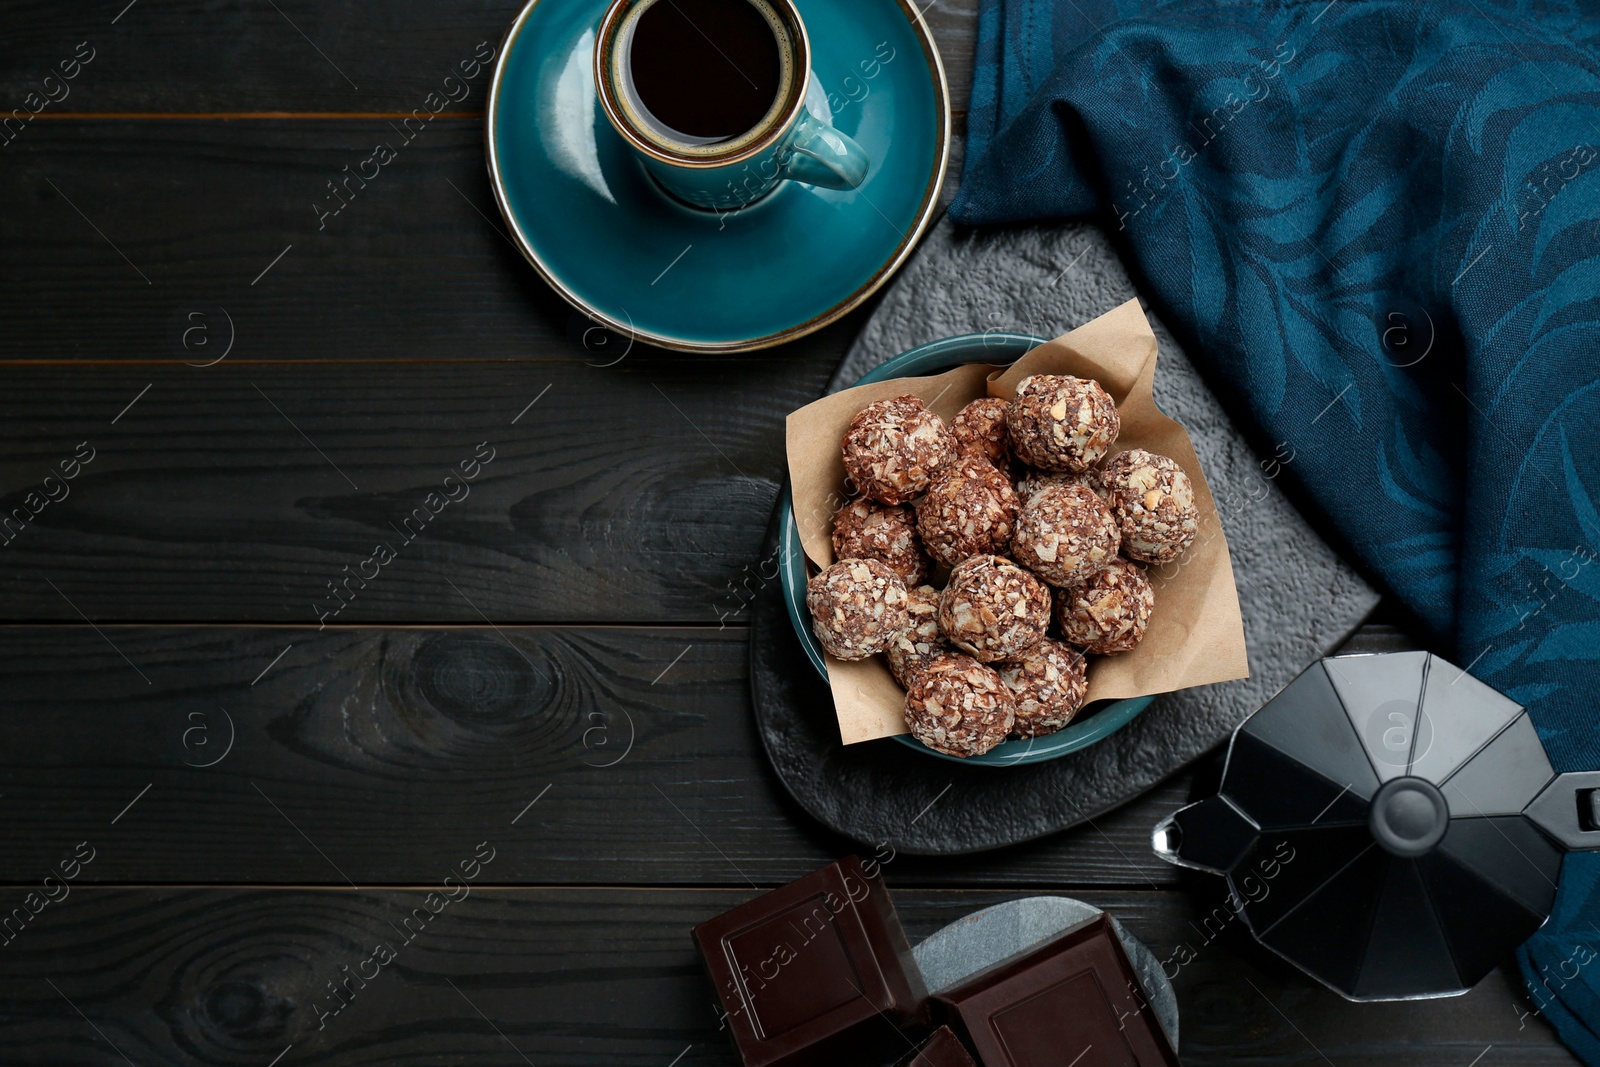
778, 333, 1157, 767
485, 0, 950, 353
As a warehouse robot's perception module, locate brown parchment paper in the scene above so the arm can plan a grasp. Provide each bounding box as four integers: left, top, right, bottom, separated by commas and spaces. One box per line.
785, 299, 1249, 745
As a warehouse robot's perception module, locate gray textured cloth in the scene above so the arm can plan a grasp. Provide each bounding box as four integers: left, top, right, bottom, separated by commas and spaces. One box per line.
840, 218, 1381, 791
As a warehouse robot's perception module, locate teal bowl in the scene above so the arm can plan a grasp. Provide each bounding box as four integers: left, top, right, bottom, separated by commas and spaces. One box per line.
778, 332, 1156, 767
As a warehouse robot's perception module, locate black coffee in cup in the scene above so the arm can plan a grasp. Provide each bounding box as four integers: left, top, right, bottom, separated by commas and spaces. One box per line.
626, 0, 786, 142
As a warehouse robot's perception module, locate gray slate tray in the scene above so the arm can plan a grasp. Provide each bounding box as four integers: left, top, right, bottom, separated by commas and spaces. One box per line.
749, 218, 1380, 854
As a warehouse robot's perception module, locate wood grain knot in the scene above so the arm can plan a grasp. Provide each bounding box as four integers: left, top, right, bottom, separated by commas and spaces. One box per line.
174, 949, 316, 1057
202, 978, 276, 1035
412, 632, 554, 727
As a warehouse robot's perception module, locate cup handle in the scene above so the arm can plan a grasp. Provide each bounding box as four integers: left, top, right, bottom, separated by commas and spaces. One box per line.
778, 110, 870, 191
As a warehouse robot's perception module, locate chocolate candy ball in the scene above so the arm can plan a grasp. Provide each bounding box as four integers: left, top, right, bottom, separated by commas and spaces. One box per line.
806, 558, 909, 661
997, 638, 1088, 738
904, 653, 1016, 757
915, 454, 1020, 567
937, 554, 1051, 662
1015, 466, 1107, 505
1011, 483, 1121, 588
950, 397, 1012, 467
841, 395, 956, 505
831, 499, 932, 586
1100, 448, 1199, 564
885, 584, 951, 689
1007, 375, 1120, 472
1054, 558, 1154, 654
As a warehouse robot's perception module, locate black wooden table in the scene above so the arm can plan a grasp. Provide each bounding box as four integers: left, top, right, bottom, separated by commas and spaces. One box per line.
0, 3, 1578, 1063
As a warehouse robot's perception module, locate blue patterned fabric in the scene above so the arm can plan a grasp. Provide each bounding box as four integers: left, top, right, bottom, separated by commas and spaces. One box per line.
950, 0, 1600, 1055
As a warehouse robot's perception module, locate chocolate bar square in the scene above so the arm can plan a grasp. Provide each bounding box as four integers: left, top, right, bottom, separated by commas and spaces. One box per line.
933, 914, 1177, 1066
893, 1025, 978, 1066
694, 855, 927, 1067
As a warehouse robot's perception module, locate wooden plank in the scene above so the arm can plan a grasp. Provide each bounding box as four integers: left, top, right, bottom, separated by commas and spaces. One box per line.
0, 624, 1191, 887
0, 0, 976, 116
1, 100, 966, 364
0, 112, 961, 361
0, 886, 1573, 1064
0, 353, 845, 622
0, 119, 673, 361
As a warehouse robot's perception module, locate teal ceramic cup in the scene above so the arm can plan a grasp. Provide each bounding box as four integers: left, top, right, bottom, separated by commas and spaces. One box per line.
594, 0, 871, 211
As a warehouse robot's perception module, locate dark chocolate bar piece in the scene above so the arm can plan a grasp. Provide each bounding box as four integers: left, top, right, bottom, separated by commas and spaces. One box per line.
694, 855, 928, 1067
933, 914, 1177, 1066
894, 1025, 978, 1066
